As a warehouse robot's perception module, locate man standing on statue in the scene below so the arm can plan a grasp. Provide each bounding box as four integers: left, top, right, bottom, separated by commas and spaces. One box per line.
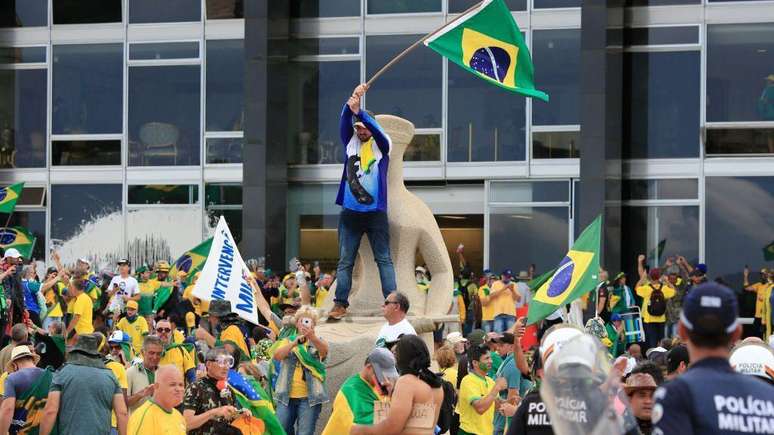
328, 83, 397, 320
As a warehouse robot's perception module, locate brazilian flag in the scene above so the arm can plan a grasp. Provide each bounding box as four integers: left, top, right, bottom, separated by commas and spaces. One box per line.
169, 237, 213, 286
228, 370, 286, 435
0, 182, 24, 214
423, 0, 548, 101
0, 226, 36, 258
527, 215, 602, 324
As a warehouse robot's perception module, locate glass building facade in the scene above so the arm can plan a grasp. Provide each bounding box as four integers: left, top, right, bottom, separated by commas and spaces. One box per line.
0, 0, 772, 287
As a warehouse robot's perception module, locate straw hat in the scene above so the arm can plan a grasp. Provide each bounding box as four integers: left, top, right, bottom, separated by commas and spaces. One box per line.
6, 346, 40, 373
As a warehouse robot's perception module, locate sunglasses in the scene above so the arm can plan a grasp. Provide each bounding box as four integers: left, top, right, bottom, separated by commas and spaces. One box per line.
383, 300, 399, 307
208, 355, 235, 367
110, 345, 121, 350
156, 327, 172, 333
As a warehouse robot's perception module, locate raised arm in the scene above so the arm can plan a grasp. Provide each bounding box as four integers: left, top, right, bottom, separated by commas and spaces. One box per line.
356, 109, 391, 155
340, 102, 354, 145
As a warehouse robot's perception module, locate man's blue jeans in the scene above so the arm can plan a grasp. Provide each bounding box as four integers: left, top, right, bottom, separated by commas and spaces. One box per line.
493, 314, 516, 333
276, 398, 322, 435
335, 209, 397, 307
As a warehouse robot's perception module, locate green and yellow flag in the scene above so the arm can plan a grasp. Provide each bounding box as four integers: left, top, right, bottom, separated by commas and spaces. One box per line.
527, 215, 602, 324
322, 374, 386, 435
169, 238, 213, 286
270, 331, 326, 382
0, 226, 36, 259
423, 0, 548, 101
0, 182, 24, 214
764, 240, 774, 262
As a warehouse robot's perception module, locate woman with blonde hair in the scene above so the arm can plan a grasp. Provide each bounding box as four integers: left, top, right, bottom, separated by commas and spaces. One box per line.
435, 345, 458, 391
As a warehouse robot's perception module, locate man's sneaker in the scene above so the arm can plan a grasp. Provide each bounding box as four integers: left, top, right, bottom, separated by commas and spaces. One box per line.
327, 304, 348, 321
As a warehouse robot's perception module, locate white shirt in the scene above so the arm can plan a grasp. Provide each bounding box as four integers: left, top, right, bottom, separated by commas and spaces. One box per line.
377, 318, 416, 343
515, 282, 532, 309
107, 275, 139, 312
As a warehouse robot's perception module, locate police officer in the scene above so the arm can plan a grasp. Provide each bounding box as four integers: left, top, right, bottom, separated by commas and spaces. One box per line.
653, 282, 774, 435
506, 348, 553, 435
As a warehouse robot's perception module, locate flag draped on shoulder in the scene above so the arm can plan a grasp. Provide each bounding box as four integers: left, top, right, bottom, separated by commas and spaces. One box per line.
228, 370, 286, 435
270, 330, 326, 383
0, 182, 24, 214
423, 0, 548, 101
0, 227, 36, 259
527, 215, 602, 325
169, 238, 213, 286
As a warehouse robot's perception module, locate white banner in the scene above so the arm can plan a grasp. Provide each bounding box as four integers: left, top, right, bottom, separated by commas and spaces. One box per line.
192, 216, 258, 324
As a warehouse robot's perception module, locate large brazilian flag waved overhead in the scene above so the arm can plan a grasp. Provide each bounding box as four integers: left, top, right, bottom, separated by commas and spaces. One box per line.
423, 0, 548, 101
527, 215, 602, 325
0, 182, 24, 214
0, 227, 36, 259
169, 237, 213, 286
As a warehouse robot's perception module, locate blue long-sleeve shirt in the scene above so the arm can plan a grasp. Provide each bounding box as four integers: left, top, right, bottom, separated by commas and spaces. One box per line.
335, 103, 392, 212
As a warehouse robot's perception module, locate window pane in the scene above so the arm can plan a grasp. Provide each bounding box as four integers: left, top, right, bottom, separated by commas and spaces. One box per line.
533, 131, 580, 159
0, 0, 47, 27
128, 185, 199, 204
532, 30, 580, 126
448, 62, 525, 161
367, 0, 441, 14
624, 27, 699, 46
127, 207, 203, 267
206, 208, 242, 244
707, 24, 774, 123
207, 0, 243, 19
626, 0, 699, 6
449, 0, 525, 12
52, 140, 121, 166
490, 181, 569, 203
291, 0, 359, 18
535, 0, 580, 8
706, 177, 774, 288
404, 134, 441, 161
51, 184, 122, 266
489, 206, 568, 273
623, 179, 698, 200
291, 38, 360, 56
0, 47, 46, 64
129, 65, 201, 166
366, 35, 441, 128
288, 60, 359, 164
621, 206, 699, 276
623, 51, 700, 158
53, 0, 122, 24
0, 69, 47, 168
18, 187, 46, 207
206, 40, 244, 132
5, 211, 46, 261
53, 44, 123, 134
206, 137, 242, 164
129, 0, 201, 23
205, 184, 241, 205
129, 42, 199, 60
706, 128, 774, 155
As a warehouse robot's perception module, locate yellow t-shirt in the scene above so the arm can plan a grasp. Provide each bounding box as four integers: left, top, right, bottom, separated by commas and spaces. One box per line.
441, 366, 459, 391
485, 281, 517, 319
72, 292, 94, 334
159, 345, 195, 378
117, 316, 149, 354
128, 399, 187, 435
751, 282, 769, 319
315, 288, 329, 308
219, 324, 249, 360
173, 329, 185, 345
457, 372, 495, 435
106, 360, 128, 428
138, 281, 155, 295
182, 285, 210, 316
635, 283, 676, 323
478, 285, 496, 321
46, 282, 66, 318
289, 365, 308, 398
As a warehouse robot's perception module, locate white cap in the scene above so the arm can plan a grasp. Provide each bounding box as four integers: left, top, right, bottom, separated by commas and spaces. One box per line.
730, 343, 774, 382
77, 258, 91, 266
2, 248, 21, 259
446, 332, 467, 345
646, 346, 668, 359
539, 326, 584, 369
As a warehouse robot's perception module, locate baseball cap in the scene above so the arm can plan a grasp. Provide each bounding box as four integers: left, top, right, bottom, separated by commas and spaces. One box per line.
666, 345, 689, 374
623, 373, 657, 396
367, 347, 399, 384
445, 332, 467, 345
502, 269, 513, 278
77, 257, 91, 266
467, 329, 487, 347
3, 248, 21, 259
680, 282, 738, 336
496, 332, 515, 344
126, 300, 139, 311
695, 263, 708, 274
117, 258, 130, 266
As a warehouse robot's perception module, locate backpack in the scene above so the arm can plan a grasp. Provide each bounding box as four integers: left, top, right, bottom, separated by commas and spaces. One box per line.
435, 373, 458, 434
647, 284, 667, 317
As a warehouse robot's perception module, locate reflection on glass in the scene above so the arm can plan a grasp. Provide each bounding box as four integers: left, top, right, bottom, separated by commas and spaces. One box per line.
0, 47, 46, 64
52, 140, 121, 166
0, 70, 47, 168
623, 179, 698, 200
533, 131, 580, 159
129, 0, 201, 23
449, 0, 526, 11
624, 27, 699, 46
626, 0, 699, 6
0, 0, 47, 27
17, 187, 46, 207
490, 181, 569, 203
706, 177, 774, 288
206, 208, 242, 244
7, 211, 45, 261
532, 30, 580, 126
286, 183, 344, 261
51, 184, 122, 243
129, 42, 199, 60
404, 134, 441, 161
288, 60, 359, 164
489, 206, 568, 273
707, 24, 774, 123
534, 0, 580, 8
366, 35, 441, 129
206, 40, 244, 132
128, 185, 199, 204
291, 0, 359, 18
448, 62, 525, 162
624, 52, 699, 158
206, 137, 243, 164
205, 184, 242, 205
367, 0, 441, 14
706, 128, 774, 155
53, 0, 122, 24
129, 65, 201, 166
206, 0, 243, 19
621, 206, 699, 277
53, 44, 123, 134
291, 38, 360, 56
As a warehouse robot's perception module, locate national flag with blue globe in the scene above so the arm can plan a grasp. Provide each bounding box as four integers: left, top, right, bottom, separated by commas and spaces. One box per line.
527, 215, 602, 324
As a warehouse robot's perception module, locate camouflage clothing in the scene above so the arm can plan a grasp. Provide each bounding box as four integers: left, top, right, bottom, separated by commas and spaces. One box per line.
183, 376, 237, 435
665, 277, 688, 324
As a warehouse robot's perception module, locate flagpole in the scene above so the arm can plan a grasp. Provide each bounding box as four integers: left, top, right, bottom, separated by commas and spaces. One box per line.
365, 0, 486, 87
